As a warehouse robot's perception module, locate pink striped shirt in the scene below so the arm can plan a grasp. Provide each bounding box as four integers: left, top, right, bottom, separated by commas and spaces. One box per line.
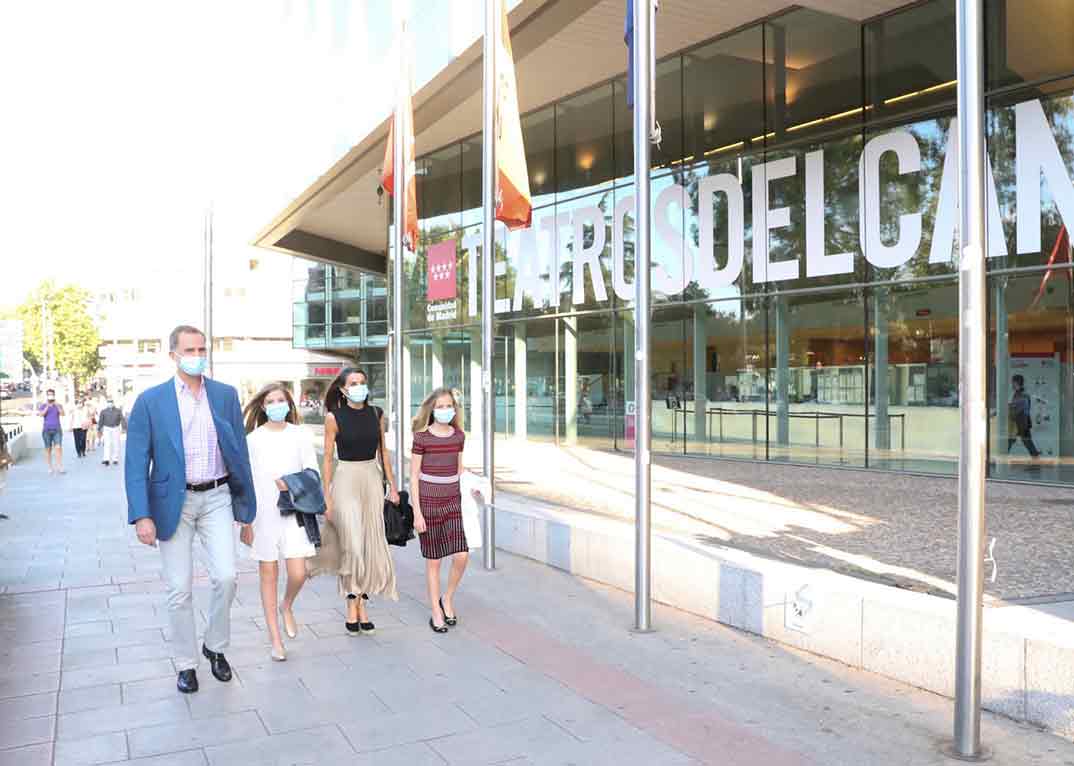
174, 376, 226, 484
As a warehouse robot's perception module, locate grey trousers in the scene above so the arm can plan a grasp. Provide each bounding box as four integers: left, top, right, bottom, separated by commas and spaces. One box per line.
159, 485, 237, 672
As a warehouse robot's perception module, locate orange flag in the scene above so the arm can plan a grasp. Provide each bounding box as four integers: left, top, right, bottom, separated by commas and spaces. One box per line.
493, 0, 532, 230
381, 78, 418, 251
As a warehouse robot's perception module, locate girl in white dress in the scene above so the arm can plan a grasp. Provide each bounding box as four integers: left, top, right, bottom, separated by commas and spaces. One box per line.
242, 383, 319, 661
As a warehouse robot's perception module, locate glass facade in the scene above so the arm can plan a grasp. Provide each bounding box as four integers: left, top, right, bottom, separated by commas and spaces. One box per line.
397, 1, 1074, 485
292, 259, 388, 401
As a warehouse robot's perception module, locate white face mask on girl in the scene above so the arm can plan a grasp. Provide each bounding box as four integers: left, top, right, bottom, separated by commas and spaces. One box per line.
433, 407, 455, 424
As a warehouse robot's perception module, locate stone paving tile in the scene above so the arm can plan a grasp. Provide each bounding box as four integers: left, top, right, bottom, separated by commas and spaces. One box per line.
57, 683, 122, 714
0, 742, 53, 766
204, 724, 356, 766
53, 731, 128, 766
123, 752, 209, 766
0, 670, 60, 699
0, 690, 56, 720
61, 658, 174, 689
57, 696, 189, 741
61, 648, 118, 670
424, 716, 578, 766
123, 675, 185, 706
0, 713, 54, 750
338, 704, 479, 754
184, 678, 310, 720
63, 628, 166, 654
348, 742, 449, 766
127, 710, 267, 759
0, 649, 62, 676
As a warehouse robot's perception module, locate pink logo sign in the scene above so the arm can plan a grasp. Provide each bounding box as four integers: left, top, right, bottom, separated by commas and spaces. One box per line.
427, 240, 457, 301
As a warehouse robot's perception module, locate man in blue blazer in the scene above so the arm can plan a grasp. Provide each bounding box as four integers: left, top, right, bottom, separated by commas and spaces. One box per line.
125, 325, 256, 695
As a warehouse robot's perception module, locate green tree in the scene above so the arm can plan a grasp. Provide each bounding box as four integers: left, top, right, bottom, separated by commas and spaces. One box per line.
18, 281, 101, 387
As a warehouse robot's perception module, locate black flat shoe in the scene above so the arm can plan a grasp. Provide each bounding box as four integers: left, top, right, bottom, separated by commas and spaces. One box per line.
201, 645, 232, 682
176, 669, 198, 694
429, 618, 448, 634
359, 621, 375, 633
345, 621, 362, 635
439, 597, 457, 627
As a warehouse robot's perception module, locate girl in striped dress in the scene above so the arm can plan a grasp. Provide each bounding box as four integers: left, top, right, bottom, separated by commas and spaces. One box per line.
410, 387, 468, 634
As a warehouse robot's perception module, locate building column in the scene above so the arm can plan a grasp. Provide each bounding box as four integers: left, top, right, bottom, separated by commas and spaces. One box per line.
874, 287, 891, 452
775, 295, 790, 446
431, 334, 445, 389
514, 325, 527, 440
563, 316, 578, 445
470, 331, 483, 443
994, 279, 1009, 476
692, 304, 708, 446
401, 336, 413, 456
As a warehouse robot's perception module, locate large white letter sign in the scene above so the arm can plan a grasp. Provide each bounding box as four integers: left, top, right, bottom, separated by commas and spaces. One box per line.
463, 231, 482, 317
697, 173, 745, 290
1016, 99, 1074, 254
653, 184, 694, 295
928, 118, 1007, 264
805, 150, 854, 277
512, 223, 548, 312
752, 157, 798, 283
571, 206, 609, 305
860, 130, 922, 269
612, 194, 634, 302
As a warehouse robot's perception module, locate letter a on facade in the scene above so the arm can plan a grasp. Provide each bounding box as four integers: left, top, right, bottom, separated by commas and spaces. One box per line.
381, 60, 419, 252
494, 1, 532, 230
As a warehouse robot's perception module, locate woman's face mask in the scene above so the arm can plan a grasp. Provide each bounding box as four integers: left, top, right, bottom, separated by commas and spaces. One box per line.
433, 406, 455, 424
345, 383, 369, 403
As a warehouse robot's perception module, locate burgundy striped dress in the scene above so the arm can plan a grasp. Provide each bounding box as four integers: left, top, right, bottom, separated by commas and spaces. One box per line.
413, 427, 467, 559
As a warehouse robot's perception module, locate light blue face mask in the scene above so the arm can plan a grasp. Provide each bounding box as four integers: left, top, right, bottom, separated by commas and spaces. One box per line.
345, 384, 369, 403
433, 407, 455, 424
265, 402, 290, 423
177, 355, 207, 377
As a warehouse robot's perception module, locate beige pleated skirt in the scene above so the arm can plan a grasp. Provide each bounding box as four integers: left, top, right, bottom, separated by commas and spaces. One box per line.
308, 459, 398, 600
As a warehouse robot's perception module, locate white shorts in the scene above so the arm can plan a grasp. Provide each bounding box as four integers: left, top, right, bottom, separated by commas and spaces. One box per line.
250, 513, 316, 562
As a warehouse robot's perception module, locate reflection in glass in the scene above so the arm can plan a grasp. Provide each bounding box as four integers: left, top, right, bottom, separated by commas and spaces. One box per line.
614, 57, 684, 181
987, 0, 1074, 91
557, 84, 614, 199
989, 272, 1074, 482
869, 282, 959, 474
420, 144, 461, 233
765, 291, 866, 467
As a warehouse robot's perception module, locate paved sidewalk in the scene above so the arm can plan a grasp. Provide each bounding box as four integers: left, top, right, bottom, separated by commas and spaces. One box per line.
2, 440, 1074, 765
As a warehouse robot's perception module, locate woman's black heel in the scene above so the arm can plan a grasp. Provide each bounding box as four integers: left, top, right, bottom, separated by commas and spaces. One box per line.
439, 597, 457, 627
428, 618, 448, 634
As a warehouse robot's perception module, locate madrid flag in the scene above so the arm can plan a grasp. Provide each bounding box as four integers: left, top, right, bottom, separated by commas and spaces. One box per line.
381, 76, 419, 251
493, 1, 532, 230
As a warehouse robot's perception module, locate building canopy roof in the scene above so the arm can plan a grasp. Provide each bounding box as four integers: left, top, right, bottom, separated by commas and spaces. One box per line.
252, 0, 904, 274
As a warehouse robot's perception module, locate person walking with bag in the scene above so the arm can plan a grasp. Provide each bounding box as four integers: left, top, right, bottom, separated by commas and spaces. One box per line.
124, 325, 256, 694
70, 399, 90, 459
410, 388, 468, 634
309, 368, 399, 633
242, 383, 320, 662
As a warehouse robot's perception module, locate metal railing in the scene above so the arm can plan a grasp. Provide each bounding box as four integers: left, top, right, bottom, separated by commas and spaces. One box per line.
669, 406, 907, 451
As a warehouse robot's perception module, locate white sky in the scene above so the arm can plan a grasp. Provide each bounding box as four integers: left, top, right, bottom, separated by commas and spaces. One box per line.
0, 0, 497, 306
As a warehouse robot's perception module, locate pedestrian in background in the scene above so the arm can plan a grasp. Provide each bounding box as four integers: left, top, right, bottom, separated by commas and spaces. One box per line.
70, 399, 89, 458
38, 389, 64, 475
85, 399, 99, 454
242, 382, 319, 662
410, 387, 468, 634
97, 399, 125, 466
309, 368, 399, 634
124, 325, 256, 695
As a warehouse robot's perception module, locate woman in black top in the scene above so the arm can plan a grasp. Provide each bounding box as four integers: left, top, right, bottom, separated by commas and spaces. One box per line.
308, 368, 399, 633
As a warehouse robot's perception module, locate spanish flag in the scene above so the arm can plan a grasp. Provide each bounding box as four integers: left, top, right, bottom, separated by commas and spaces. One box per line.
381, 61, 418, 252
493, 0, 532, 230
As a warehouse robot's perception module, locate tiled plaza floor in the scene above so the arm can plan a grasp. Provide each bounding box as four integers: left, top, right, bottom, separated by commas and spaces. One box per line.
2, 435, 1074, 765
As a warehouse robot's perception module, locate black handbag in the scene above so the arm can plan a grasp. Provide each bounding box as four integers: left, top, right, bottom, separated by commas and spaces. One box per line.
375, 407, 414, 546
384, 490, 415, 547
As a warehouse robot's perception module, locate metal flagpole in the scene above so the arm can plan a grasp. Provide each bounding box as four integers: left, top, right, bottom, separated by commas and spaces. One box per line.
951, 0, 989, 759
203, 207, 214, 377
632, 0, 655, 632
392, 15, 407, 490
481, 0, 497, 571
